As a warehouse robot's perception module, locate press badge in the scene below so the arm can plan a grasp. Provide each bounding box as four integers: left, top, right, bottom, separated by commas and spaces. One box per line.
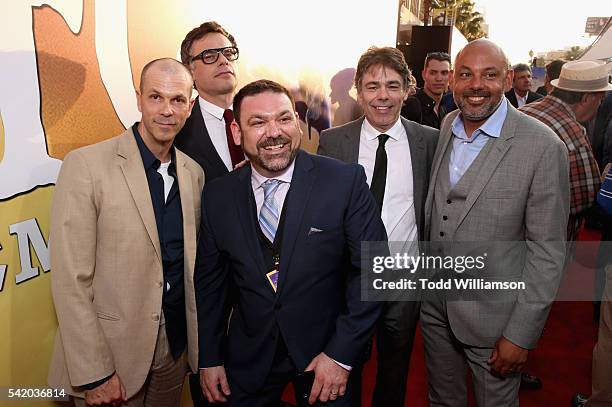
266, 254, 280, 292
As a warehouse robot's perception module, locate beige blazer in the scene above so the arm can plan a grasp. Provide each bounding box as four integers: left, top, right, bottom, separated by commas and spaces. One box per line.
47, 128, 204, 398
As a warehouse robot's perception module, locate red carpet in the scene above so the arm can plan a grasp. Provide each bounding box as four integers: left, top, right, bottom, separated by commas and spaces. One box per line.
284, 229, 601, 406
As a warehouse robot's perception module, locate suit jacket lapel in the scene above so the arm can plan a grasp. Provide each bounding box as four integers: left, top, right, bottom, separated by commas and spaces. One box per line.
191, 98, 229, 174
176, 152, 197, 277
402, 118, 426, 234
234, 166, 269, 282
455, 107, 518, 229
117, 129, 161, 262
277, 151, 315, 295
344, 117, 364, 163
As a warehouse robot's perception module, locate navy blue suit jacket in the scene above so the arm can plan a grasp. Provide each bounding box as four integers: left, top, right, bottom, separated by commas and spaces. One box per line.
195, 150, 386, 392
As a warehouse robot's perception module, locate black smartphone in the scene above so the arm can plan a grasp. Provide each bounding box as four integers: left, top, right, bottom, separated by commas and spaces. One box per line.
294, 370, 315, 406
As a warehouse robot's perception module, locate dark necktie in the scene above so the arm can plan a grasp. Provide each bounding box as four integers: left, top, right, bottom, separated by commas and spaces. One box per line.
223, 109, 243, 168
370, 134, 390, 212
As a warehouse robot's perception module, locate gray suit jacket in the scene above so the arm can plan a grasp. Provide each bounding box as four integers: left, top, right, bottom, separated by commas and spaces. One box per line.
318, 116, 439, 242
425, 105, 570, 349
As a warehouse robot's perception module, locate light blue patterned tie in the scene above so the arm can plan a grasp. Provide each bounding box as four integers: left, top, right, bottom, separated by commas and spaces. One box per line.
259, 179, 281, 243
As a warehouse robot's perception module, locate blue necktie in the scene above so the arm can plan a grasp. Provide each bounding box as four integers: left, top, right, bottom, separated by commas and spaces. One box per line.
259, 179, 281, 243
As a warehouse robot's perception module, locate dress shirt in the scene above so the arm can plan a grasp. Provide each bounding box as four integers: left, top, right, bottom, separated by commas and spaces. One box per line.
133, 124, 186, 360
199, 96, 234, 171
449, 98, 508, 188
359, 118, 418, 256
250, 160, 352, 371
514, 90, 528, 108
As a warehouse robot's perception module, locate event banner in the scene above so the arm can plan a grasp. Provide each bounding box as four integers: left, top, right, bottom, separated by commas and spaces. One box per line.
0, 1, 397, 405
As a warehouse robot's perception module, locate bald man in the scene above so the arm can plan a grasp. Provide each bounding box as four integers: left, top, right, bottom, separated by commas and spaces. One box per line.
48, 58, 204, 407
420, 40, 569, 405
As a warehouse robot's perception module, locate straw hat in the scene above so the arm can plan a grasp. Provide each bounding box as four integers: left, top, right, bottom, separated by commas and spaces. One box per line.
550, 60, 612, 92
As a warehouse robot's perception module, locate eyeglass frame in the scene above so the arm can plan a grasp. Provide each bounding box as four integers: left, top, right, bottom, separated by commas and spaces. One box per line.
190, 46, 239, 65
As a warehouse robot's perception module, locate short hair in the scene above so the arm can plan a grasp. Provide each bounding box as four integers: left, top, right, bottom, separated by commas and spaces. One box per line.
424, 51, 451, 69
512, 63, 532, 75
139, 58, 193, 92
233, 79, 295, 126
355, 46, 411, 90
546, 59, 566, 80
180, 21, 237, 65
550, 88, 586, 105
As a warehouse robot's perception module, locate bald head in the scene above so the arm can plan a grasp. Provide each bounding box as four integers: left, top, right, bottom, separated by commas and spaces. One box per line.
139, 58, 193, 93
455, 39, 510, 73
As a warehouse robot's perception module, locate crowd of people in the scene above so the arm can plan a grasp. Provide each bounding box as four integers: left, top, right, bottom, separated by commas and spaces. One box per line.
46, 20, 612, 407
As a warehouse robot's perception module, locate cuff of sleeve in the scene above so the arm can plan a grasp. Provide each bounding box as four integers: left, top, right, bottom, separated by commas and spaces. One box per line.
81, 372, 114, 390
331, 358, 352, 371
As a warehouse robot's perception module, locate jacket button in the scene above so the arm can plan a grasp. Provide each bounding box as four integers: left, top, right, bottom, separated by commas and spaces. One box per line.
157, 281, 163, 288
274, 303, 282, 310
439, 232, 445, 237
446, 199, 452, 204
442, 216, 448, 221
152, 313, 160, 322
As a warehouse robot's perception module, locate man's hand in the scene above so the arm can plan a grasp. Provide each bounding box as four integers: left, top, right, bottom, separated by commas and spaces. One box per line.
601, 162, 611, 182
84, 373, 127, 406
233, 159, 249, 170
305, 352, 350, 405
488, 336, 529, 376
200, 366, 231, 403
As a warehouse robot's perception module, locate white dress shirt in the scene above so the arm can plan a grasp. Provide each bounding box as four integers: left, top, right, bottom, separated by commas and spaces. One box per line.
198, 96, 234, 171
514, 90, 528, 108
358, 118, 418, 257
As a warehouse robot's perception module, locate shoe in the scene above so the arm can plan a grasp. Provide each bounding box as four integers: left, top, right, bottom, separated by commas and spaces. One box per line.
572, 393, 588, 407
519, 372, 542, 390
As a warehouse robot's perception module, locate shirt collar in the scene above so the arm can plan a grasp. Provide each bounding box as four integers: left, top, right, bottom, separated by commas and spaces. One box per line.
251, 158, 296, 189
132, 123, 176, 171
198, 96, 229, 121
514, 90, 527, 103
451, 98, 508, 140
362, 117, 405, 141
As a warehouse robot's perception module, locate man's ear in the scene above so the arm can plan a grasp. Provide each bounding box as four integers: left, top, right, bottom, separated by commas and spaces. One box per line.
135, 89, 143, 113
231, 120, 241, 146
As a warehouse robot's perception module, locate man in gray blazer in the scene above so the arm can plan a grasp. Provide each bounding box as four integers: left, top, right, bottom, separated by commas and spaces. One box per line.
421, 39, 569, 406
318, 46, 438, 407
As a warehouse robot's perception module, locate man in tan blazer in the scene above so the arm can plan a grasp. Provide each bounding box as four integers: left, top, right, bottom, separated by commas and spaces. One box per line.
48, 58, 204, 407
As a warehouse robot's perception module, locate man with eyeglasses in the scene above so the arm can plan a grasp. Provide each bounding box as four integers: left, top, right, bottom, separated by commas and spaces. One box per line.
176, 21, 241, 407
176, 21, 242, 182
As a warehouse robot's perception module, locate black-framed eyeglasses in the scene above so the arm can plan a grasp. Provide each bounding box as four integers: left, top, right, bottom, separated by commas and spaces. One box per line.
190, 46, 239, 64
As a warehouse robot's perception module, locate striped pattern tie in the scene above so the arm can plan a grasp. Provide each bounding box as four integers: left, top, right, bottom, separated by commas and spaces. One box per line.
259, 179, 281, 243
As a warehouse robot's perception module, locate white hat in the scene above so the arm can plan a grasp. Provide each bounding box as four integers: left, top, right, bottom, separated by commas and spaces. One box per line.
551, 60, 612, 92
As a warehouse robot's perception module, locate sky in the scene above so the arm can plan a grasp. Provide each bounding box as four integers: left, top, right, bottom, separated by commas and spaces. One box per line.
474, 0, 610, 64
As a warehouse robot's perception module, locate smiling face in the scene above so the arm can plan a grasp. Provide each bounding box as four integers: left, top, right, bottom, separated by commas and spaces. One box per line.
188, 32, 237, 107
136, 62, 193, 154
453, 41, 512, 131
357, 64, 408, 133
232, 90, 301, 177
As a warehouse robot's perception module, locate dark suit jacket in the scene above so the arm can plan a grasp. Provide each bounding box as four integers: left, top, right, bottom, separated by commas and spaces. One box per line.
317, 117, 439, 242
195, 150, 386, 392
505, 89, 543, 108
175, 97, 229, 181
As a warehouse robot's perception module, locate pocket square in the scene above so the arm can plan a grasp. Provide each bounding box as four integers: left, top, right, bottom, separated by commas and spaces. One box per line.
308, 227, 323, 236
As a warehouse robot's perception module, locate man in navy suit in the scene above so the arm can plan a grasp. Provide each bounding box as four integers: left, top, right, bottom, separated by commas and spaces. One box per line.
195, 79, 386, 406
